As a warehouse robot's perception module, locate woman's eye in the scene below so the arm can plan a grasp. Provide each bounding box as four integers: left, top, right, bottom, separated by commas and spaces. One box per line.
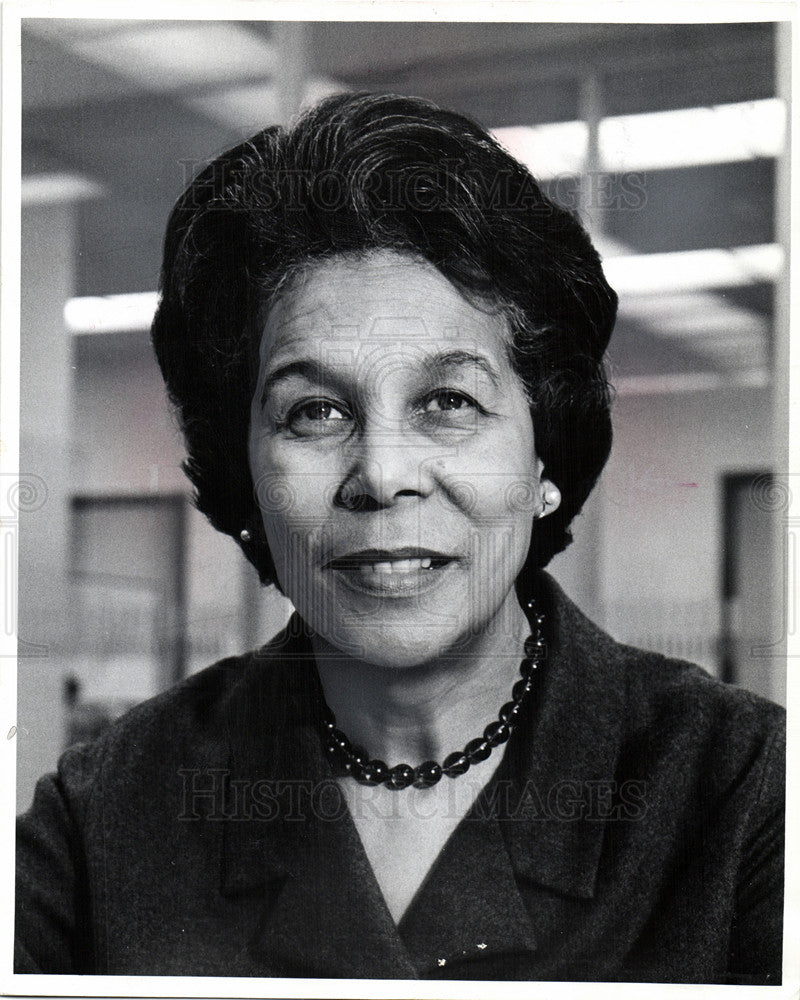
423, 390, 478, 414
298, 400, 346, 421
284, 399, 350, 435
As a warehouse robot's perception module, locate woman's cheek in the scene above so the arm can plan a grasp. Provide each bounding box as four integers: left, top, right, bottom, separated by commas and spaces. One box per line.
260, 455, 344, 569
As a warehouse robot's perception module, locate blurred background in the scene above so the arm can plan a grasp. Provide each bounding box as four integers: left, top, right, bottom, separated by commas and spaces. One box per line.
16, 19, 790, 810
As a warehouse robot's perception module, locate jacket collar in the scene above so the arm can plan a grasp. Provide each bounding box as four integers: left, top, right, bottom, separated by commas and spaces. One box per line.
498, 572, 627, 899
215, 573, 628, 972
398, 799, 539, 972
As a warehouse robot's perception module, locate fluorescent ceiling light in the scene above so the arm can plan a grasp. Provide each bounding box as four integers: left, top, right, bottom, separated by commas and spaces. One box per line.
187, 84, 281, 132
492, 121, 588, 179
493, 99, 785, 177
614, 369, 768, 396
22, 173, 105, 206
300, 77, 348, 111
616, 291, 768, 338
64, 244, 781, 335
601, 99, 786, 172
68, 23, 277, 90
64, 292, 158, 334
603, 244, 783, 296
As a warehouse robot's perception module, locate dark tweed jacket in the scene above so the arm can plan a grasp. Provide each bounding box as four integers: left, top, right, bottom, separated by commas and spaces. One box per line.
15, 574, 785, 983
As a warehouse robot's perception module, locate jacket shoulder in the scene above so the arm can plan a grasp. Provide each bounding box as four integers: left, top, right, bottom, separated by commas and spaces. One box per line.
53, 625, 297, 812
539, 571, 784, 795
610, 641, 785, 811
617, 641, 784, 738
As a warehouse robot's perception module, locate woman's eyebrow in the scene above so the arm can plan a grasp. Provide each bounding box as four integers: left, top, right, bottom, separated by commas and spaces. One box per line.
260, 359, 339, 407
425, 350, 501, 388
260, 350, 501, 408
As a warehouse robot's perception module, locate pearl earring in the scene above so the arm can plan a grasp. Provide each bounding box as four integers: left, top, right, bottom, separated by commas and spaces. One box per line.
240, 529, 252, 543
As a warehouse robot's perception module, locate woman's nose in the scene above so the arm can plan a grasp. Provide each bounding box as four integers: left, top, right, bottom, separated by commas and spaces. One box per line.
334, 426, 432, 511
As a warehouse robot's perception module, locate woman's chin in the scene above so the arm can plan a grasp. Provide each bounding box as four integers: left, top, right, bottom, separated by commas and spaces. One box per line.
310, 620, 478, 671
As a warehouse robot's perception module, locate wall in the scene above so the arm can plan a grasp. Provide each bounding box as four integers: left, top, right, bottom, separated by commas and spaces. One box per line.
551, 383, 774, 679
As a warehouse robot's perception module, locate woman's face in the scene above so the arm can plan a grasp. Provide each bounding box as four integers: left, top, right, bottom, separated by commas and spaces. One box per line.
249, 250, 557, 667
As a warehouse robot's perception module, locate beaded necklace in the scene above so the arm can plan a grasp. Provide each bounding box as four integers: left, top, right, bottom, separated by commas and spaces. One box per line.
320, 597, 545, 790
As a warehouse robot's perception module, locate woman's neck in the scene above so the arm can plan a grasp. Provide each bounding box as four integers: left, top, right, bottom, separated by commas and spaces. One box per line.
309, 593, 531, 765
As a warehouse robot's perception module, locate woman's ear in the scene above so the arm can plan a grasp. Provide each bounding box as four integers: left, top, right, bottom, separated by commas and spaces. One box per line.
537, 479, 561, 519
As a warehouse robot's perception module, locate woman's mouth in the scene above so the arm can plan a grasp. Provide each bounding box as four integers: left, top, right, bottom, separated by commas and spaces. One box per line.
325, 548, 455, 595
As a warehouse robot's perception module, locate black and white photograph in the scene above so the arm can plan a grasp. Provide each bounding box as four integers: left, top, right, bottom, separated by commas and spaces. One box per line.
2, 4, 795, 994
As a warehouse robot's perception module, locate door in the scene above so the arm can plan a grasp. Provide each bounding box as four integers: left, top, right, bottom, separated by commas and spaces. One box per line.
720, 472, 784, 702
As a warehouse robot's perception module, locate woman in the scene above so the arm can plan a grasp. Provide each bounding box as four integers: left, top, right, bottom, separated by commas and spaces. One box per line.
15, 93, 784, 984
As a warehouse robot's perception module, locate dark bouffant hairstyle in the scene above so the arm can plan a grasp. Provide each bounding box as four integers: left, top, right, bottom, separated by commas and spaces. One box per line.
151, 92, 617, 587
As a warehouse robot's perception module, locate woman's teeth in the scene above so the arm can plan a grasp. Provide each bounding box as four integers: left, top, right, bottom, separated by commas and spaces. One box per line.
361, 558, 433, 574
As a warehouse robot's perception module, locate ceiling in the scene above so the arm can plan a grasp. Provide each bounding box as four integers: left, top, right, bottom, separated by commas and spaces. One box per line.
21, 19, 783, 391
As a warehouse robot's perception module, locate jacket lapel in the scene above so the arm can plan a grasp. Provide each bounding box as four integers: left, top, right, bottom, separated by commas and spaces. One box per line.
501, 573, 627, 898
217, 618, 418, 978
399, 807, 538, 974
250, 773, 418, 978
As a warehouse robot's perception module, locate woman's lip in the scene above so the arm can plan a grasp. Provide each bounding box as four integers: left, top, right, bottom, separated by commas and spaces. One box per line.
327, 559, 456, 596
